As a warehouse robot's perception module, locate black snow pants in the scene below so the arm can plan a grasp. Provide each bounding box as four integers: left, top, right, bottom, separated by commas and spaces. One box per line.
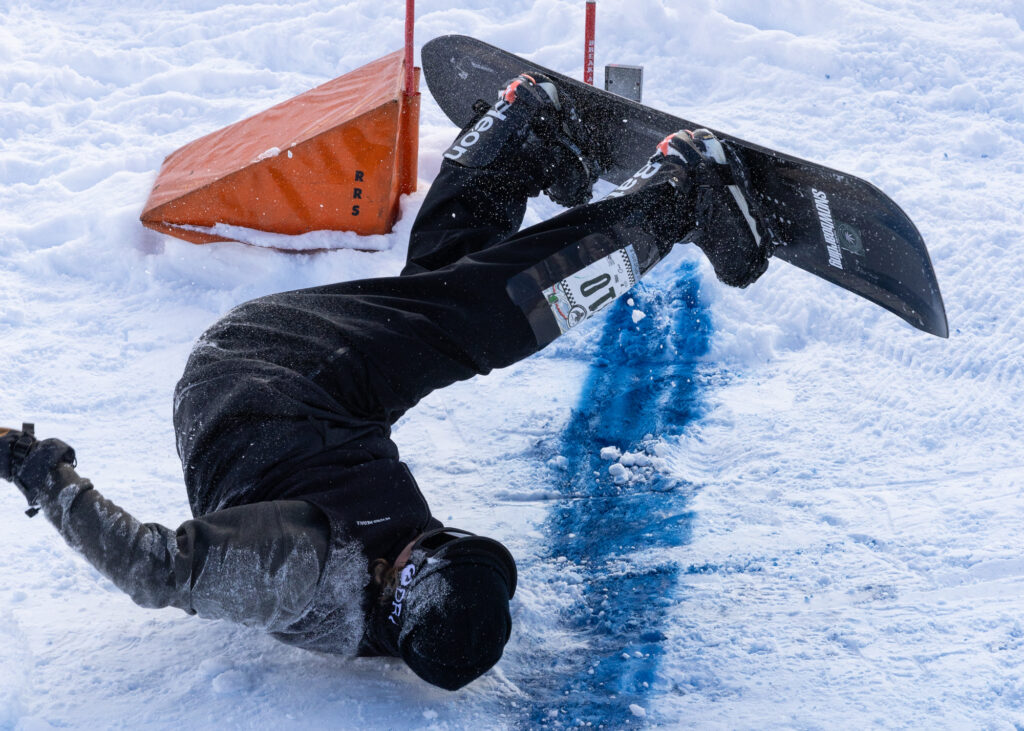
173, 160, 675, 517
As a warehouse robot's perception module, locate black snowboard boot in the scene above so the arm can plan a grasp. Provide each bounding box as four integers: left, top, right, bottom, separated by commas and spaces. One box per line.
606, 128, 772, 288
443, 72, 604, 207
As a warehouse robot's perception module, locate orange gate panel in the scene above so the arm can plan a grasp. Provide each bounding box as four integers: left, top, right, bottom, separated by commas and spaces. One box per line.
141, 50, 419, 246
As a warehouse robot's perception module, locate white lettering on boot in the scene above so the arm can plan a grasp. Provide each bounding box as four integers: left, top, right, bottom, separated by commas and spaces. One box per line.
443, 100, 513, 162
604, 161, 662, 199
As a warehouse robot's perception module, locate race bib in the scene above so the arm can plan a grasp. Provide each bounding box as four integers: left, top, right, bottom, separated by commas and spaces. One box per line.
546, 245, 640, 334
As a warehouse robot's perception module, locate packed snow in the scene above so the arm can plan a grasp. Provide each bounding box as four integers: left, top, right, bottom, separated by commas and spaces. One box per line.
2, 0, 1024, 728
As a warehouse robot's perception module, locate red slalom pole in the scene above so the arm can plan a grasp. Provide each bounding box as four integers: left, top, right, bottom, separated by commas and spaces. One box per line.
405, 0, 416, 94
584, 0, 596, 85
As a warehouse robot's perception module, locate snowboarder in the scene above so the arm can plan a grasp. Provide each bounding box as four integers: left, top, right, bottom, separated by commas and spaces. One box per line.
1, 73, 769, 691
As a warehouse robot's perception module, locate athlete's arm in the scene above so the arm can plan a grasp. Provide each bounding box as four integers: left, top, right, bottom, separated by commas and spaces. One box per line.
2, 427, 330, 631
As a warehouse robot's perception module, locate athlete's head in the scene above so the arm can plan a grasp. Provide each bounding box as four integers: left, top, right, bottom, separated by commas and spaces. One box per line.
368, 528, 517, 690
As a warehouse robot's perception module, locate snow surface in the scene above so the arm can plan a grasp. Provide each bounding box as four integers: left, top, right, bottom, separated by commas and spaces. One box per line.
2, 0, 1024, 728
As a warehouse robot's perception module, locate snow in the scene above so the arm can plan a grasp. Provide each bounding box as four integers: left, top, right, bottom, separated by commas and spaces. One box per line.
169, 222, 396, 251
255, 146, 282, 161
2, 0, 1024, 728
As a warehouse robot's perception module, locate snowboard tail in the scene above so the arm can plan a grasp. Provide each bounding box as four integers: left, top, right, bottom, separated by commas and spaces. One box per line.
422, 35, 948, 338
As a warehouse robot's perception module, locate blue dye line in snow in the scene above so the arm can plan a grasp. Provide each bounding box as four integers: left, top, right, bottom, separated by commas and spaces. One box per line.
532, 260, 711, 728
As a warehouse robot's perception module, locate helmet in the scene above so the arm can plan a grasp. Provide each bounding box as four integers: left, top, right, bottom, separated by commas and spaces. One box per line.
372, 528, 517, 690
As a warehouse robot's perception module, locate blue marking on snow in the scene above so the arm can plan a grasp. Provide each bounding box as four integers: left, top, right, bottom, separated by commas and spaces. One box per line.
532, 260, 712, 728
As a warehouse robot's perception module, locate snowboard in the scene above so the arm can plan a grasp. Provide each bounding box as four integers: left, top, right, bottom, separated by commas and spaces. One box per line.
422, 35, 949, 338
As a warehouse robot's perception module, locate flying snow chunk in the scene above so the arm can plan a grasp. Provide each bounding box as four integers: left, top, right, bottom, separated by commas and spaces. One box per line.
620, 451, 651, 468
608, 463, 629, 484
629, 703, 647, 717
600, 446, 622, 461
547, 455, 569, 471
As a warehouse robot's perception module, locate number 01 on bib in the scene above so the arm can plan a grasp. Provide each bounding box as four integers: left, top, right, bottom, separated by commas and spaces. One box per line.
546, 245, 640, 334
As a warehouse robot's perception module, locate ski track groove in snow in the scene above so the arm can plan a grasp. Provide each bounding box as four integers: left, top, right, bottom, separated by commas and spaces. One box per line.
520, 262, 711, 728
3, 0, 1024, 728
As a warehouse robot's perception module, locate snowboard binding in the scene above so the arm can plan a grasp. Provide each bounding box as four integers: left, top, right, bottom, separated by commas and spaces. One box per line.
608, 128, 774, 288
443, 72, 605, 208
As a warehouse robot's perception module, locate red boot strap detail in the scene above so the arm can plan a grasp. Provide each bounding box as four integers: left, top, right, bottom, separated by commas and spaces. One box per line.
502, 74, 537, 103
502, 80, 522, 103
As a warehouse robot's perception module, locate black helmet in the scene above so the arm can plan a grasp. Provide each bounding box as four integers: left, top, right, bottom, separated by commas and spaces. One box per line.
372, 528, 517, 691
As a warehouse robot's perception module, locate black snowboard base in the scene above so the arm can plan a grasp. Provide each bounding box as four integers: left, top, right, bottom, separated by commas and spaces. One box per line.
422, 35, 948, 338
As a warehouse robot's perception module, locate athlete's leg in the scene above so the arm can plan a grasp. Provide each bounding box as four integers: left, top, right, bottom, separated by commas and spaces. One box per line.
401, 161, 537, 276
259, 172, 695, 426
299, 129, 770, 422
207, 130, 765, 430
402, 73, 601, 276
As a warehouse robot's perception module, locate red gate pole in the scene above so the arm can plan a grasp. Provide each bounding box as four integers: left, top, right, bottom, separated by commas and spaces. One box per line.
584, 0, 596, 85
405, 0, 416, 94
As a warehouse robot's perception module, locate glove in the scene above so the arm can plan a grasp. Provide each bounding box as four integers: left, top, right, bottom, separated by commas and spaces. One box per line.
1, 423, 76, 517
1, 423, 38, 480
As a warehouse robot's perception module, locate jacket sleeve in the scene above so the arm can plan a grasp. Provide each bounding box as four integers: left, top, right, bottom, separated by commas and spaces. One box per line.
19, 439, 331, 632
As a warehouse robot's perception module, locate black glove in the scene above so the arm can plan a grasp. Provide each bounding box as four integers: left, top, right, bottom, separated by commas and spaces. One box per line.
1, 423, 38, 480
1, 423, 77, 516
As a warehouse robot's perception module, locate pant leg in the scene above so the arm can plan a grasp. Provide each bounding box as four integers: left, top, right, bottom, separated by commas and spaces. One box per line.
401, 161, 540, 276
281, 177, 679, 423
